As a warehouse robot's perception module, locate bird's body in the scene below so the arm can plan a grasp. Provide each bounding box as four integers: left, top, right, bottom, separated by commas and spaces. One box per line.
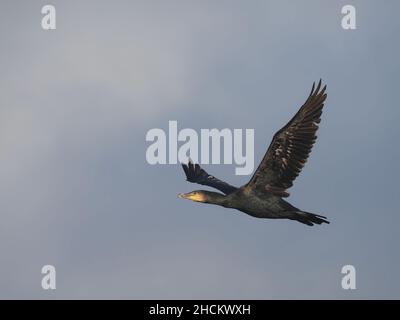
178, 80, 330, 226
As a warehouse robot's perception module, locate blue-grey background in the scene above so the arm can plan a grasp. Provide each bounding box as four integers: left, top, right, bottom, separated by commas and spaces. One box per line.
0, 0, 399, 299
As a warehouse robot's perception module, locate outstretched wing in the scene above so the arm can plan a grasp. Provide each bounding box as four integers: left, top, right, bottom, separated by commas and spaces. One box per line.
181, 160, 238, 195
246, 80, 327, 197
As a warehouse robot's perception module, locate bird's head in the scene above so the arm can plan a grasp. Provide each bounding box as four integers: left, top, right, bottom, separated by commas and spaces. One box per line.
178, 190, 228, 205
178, 190, 208, 203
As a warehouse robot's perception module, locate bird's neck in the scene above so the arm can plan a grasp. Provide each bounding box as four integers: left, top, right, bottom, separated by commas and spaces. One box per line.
204, 192, 230, 207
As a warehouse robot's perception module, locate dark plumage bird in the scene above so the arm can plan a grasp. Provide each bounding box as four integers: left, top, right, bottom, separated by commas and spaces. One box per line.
178, 80, 329, 226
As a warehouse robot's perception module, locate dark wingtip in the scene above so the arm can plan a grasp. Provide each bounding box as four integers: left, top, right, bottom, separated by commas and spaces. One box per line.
181, 162, 189, 177
318, 79, 327, 92
315, 79, 322, 93
188, 158, 194, 172
309, 82, 316, 96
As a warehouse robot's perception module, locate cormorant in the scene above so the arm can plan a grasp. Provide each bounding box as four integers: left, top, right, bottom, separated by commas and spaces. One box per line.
178, 80, 329, 226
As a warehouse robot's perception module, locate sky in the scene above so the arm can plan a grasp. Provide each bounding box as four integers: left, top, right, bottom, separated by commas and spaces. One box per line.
0, 0, 399, 299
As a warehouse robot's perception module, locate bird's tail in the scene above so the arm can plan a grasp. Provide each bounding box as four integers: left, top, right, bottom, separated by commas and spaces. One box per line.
293, 211, 330, 226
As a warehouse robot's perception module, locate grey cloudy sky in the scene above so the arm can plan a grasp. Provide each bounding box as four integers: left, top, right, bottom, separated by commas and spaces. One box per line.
0, 0, 399, 299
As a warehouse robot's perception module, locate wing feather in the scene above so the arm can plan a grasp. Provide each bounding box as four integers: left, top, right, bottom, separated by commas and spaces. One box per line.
246, 80, 327, 197
181, 160, 238, 195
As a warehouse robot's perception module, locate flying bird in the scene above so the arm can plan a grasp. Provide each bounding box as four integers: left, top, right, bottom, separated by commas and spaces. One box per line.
178, 80, 329, 226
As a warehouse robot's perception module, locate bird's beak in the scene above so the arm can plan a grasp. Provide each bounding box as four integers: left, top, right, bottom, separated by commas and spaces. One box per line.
178, 192, 205, 202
